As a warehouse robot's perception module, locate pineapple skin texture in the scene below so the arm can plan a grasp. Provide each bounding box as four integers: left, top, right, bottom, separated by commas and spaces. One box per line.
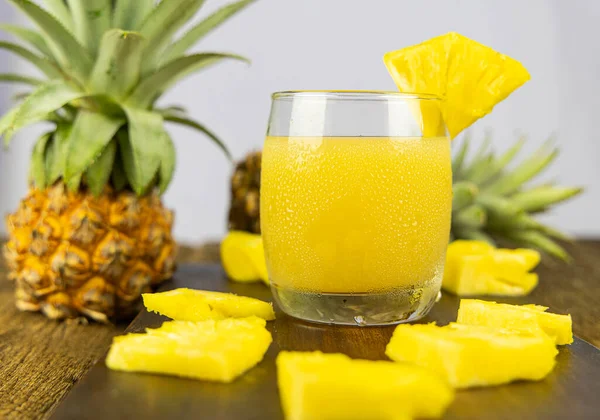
457, 299, 573, 345
276, 351, 454, 420
386, 323, 558, 389
106, 317, 272, 383
4, 184, 176, 322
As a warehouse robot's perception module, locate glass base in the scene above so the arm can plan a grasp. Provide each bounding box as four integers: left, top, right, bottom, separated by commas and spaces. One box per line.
270, 278, 441, 326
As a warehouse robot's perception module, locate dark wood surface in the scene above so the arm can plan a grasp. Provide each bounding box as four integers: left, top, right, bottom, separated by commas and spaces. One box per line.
0, 243, 220, 420
0, 240, 599, 419
52, 264, 600, 420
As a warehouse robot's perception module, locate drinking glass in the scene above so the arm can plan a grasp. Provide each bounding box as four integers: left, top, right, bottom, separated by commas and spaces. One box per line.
261, 91, 452, 325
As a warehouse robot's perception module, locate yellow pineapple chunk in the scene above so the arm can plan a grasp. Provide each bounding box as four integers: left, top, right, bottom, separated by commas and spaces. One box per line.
221, 231, 269, 284
143, 288, 275, 321
106, 317, 272, 382
443, 240, 540, 296
386, 323, 557, 388
457, 299, 573, 345
276, 351, 454, 420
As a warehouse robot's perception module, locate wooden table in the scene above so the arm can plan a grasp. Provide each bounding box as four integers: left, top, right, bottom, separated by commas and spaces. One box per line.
0, 240, 599, 419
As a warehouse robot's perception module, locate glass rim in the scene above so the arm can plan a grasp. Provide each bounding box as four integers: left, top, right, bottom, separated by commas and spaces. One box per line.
271, 90, 442, 101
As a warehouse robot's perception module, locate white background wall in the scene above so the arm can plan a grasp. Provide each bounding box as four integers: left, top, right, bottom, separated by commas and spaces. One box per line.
1, 0, 599, 243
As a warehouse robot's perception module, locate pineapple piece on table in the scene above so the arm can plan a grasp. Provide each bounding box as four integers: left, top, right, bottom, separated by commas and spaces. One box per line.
0, 0, 255, 322
443, 240, 540, 296
386, 323, 557, 389
143, 288, 275, 321
106, 317, 271, 383
277, 351, 454, 420
221, 231, 269, 284
457, 299, 573, 345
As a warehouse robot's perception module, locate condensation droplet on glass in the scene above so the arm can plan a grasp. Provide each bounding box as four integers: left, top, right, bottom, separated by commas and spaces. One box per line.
435, 291, 442, 303
354, 315, 367, 326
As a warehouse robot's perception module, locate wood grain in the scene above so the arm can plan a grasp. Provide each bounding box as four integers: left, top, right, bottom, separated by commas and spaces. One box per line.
0, 275, 124, 419
0, 243, 219, 420
53, 264, 600, 420
0, 240, 598, 419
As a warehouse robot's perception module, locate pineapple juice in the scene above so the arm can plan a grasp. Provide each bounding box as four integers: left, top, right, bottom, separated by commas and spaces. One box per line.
261, 135, 452, 324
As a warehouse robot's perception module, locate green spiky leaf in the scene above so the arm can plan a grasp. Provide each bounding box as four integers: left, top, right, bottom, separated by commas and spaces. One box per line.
452, 133, 470, 177
452, 228, 495, 245
120, 107, 164, 194
89, 30, 146, 99
8, 0, 93, 83
0, 107, 20, 148
477, 194, 522, 219
43, 0, 73, 31
0, 73, 44, 86
0, 24, 53, 57
159, 131, 176, 193
454, 204, 486, 228
112, 0, 155, 30
478, 137, 526, 186
504, 230, 570, 262
462, 154, 493, 184
452, 181, 477, 212
139, 0, 206, 74
30, 131, 52, 188
129, 53, 249, 107
111, 147, 129, 192
2, 80, 86, 145
0, 41, 61, 78
85, 139, 117, 196
67, 172, 82, 191
537, 224, 575, 242
46, 124, 71, 184
64, 111, 123, 183
487, 212, 541, 231
484, 141, 558, 195
158, 105, 188, 115
66, 0, 112, 56
43, 137, 57, 187
510, 186, 583, 213
162, 112, 232, 160
163, 0, 255, 63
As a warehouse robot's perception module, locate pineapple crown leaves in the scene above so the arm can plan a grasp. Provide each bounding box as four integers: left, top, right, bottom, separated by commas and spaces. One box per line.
0, 0, 256, 196
451, 132, 583, 261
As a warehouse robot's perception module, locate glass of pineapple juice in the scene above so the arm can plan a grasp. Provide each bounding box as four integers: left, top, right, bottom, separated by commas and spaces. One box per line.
261, 91, 452, 325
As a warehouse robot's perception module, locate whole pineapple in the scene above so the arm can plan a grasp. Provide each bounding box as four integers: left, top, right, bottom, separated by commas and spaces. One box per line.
1, 0, 254, 322
228, 134, 581, 260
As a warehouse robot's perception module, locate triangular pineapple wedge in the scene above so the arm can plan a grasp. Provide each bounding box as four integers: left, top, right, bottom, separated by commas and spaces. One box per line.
457, 299, 573, 345
384, 32, 530, 138
386, 322, 557, 388
277, 351, 454, 420
142, 288, 276, 321
106, 317, 272, 382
